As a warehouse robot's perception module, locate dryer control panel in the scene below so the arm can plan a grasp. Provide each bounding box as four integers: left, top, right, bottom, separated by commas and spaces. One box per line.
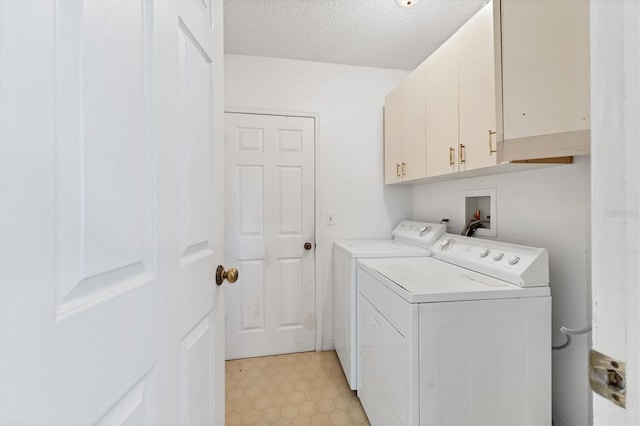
432, 234, 549, 287
392, 221, 447, 249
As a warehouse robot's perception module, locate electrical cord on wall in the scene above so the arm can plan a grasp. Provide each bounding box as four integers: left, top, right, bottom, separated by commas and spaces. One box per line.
552, 325, 592, 350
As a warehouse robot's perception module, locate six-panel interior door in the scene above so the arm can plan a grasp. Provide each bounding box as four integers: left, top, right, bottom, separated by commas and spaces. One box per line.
156, 1, 226, 424
224, 113, 316, 360
0, 1, 225, 424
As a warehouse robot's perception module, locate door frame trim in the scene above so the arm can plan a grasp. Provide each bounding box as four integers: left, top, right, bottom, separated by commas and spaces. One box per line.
224, 107, 322, 352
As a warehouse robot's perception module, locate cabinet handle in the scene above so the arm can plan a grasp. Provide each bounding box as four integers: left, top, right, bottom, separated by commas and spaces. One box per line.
401, 162, 406, 176
396, 163, 401, 177
488, 130, 497, 155
449, 147, 455, 166
459, 144, 466, 164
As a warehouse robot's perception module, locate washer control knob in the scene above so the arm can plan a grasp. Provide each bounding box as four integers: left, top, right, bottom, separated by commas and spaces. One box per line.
493, 252, 504, 261
439, 239, 454, 250
508, 256, 520, 265
480, 248, 490, 258
419, 225, 432, 236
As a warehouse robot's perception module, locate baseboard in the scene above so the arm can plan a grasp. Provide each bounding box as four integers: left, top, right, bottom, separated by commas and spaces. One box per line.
322, 340, 335, 351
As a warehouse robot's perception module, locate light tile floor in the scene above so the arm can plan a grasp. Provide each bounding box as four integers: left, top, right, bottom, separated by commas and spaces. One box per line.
226, 351, 370, 426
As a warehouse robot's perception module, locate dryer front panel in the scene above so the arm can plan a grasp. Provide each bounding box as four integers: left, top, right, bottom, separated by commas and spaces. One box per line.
419, 297, 551, 425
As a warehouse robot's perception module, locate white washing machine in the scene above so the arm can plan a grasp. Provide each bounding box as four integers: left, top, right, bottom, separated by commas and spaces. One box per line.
357, 234, 552, 426
333, 221, 446, 390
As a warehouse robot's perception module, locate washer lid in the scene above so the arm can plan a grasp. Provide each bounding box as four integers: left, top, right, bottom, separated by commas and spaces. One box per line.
333, 239, 431, 258
358, 257, 550, 303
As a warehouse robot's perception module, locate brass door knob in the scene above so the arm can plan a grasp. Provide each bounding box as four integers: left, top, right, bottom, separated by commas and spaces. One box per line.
216, 265, 238, 286
304, 242, 313, 250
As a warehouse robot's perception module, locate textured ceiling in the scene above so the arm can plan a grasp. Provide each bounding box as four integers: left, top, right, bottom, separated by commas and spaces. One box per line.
224, 0, 488, 70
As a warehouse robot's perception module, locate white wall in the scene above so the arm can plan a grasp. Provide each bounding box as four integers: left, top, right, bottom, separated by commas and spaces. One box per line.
224, 54, 413, 349
412, 157, 591, 426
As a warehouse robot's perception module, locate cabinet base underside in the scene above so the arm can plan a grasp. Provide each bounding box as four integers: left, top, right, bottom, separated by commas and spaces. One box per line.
499, 129, 590, 163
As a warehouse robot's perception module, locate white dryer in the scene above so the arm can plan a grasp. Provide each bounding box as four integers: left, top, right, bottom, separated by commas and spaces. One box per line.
333, 221, 446, 390
357, 234, 551, 426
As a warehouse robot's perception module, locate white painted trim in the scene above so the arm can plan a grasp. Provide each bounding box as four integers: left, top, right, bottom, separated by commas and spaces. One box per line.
322, 340, 335, 352
590, 0, 639, 422
224, 107, 324, 353
624, 2, 639, 422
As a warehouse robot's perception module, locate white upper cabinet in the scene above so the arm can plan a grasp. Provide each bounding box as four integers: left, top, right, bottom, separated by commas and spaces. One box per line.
496, 0, 590, 162
402, 62, 427, 181
384, 84, 404, 184
384, 64, 427, 183
426, 2, 495, 177
425, 36, 459, 178
383, 0, 590, 183
457, 3, 497, 172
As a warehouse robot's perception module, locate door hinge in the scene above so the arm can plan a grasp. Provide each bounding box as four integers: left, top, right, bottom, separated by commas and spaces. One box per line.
589, 349, 626, 408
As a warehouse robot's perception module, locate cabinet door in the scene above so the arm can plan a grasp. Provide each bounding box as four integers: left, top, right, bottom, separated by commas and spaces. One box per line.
425, 37, 459, 177
402, 62, 427, 181
384, 84, 403, 184
458, 2, 497, 172
499, 0, 590, 159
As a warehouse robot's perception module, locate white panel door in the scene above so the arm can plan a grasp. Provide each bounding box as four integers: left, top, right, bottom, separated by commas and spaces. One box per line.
0, 1, 225, 424
225, 113, 315, 360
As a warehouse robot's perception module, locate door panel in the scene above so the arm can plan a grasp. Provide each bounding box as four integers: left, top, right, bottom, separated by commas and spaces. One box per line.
225, 113, 315, 359
280, 258, 303, 326
55, 0, 153, 318
0, 0, 225, 424
279, 166, 303, 234
178, 31, 208, 245
239, 166, 265, 237
96, 370, 156, 426
178, 19, 213, 261
180, 317, 212, 426
240, 259, 266, 331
